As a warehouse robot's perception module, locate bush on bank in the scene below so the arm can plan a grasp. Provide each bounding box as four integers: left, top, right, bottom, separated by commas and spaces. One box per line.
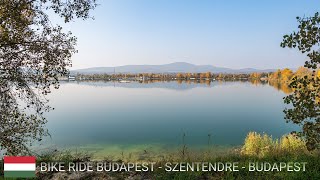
241, 132, 308, 157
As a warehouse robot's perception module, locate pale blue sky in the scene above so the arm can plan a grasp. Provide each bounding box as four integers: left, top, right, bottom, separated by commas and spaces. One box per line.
54, 0, 320, 69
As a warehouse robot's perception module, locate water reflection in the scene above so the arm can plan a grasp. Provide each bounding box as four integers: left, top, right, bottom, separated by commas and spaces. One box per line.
69, 79, 292, 94
268, 80, 293, 94
42, 80, 298, 159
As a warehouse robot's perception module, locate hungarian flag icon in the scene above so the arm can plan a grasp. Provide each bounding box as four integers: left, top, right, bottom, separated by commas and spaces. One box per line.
4, 156, 36, 178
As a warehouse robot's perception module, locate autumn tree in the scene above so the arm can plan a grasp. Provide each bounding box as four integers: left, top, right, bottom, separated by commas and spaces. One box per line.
186, 73, 192, 79
280, 68, 293, 82
205, 72, 212, 79
250, 72, 261, 79
281, 12, 320, 150
0, 0, 96, 155
269, 69, 281, 80
218, 73, 224, 79
295, 66, 311, 77
176, 73, 184, 79
199, 73, 205, 79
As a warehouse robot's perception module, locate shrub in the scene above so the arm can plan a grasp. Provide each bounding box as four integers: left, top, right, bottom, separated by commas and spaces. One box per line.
241, 132, 308, 157
280, 133, 307, 154
241, 132, 274, 157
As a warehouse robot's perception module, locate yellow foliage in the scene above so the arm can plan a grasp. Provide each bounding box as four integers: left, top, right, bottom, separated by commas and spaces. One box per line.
176, 73, 184, 79
250, 72, 261, 79
205, 72, 212, 79
295, 66, 311, 77
241, 132, 308, 157
241, 132, 274, 157
280, 83, 293, 94
280, 134, 307, 153
270, 69, 281, 80
281, 68, 293, 82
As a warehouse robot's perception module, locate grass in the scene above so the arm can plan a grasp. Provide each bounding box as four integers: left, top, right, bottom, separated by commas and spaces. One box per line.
0, 132, 319, 179
158, 132, 319, 179
151, 132, 320, 179
152, 154, 320, 180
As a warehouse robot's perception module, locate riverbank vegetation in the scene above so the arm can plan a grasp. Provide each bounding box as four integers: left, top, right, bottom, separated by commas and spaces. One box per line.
70, 67, 318, 96
73, 66, 318, 82
1, 132, 318, 179
74, 72, 261, 81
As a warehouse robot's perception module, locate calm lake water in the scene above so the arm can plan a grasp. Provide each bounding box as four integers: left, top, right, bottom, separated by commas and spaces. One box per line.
41, 81, 298, 159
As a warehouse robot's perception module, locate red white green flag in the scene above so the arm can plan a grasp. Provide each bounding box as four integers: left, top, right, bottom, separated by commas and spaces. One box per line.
4, 156, 36, 178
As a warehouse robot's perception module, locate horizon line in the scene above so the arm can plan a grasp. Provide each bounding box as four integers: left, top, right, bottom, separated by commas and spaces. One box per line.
70, 62, 298, 71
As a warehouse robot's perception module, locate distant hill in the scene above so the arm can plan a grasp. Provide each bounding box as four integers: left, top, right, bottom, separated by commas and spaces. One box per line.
71, 62, 276, 74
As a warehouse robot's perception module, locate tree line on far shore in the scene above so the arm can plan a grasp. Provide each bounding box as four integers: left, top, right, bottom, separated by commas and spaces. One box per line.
73, 66, 317, 82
